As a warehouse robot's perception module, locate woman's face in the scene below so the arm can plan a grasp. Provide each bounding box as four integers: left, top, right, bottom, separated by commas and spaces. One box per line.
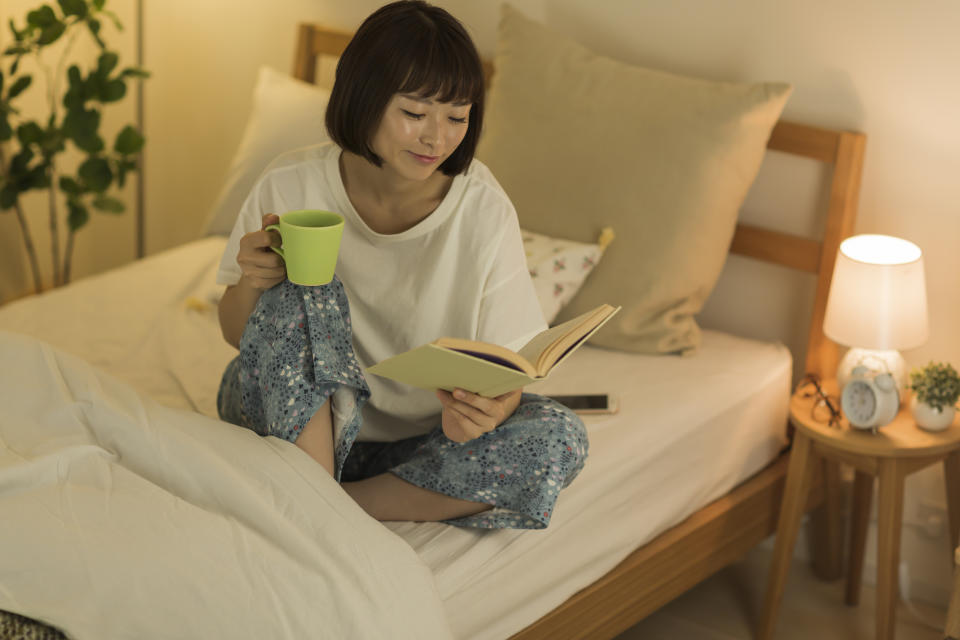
370, 92, 471, 181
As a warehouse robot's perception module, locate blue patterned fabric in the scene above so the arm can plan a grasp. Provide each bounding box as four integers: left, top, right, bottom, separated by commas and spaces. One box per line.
218, 279, 588, 529
217, 279, 370, 481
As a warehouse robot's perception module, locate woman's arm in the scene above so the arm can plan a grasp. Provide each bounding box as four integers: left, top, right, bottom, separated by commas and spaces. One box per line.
218, 279, 264, 348
217, 213, 285, 349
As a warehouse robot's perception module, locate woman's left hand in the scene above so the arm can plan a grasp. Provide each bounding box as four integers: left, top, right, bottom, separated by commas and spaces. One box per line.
435, 388, 522, 443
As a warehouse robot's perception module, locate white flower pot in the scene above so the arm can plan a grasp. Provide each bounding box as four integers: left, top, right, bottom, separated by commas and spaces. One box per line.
910, 397, 956, 432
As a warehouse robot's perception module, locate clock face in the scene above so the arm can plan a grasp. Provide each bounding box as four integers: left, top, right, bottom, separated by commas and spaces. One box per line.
843, 381, 876, 423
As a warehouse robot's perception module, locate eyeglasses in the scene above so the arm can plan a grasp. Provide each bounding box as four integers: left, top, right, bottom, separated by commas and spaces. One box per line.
795, 374, 842, 428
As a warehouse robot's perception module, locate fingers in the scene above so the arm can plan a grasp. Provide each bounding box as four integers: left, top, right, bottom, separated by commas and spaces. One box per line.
237, 213, 285, 290
261, 213, 280, 229
437, 389, 495, 428
438, 397, 485, 443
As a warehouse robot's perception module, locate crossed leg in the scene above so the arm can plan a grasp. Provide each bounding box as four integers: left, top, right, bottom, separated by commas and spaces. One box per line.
295, 402, 491, 522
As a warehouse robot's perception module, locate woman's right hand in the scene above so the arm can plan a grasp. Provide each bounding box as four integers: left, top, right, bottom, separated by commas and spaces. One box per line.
237, 213, 286, 290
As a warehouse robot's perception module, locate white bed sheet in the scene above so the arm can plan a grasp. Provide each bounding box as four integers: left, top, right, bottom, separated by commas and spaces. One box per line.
0, 238, 791, 638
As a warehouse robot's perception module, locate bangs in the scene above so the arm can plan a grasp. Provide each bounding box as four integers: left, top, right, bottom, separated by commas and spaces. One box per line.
395, 29, 483, 105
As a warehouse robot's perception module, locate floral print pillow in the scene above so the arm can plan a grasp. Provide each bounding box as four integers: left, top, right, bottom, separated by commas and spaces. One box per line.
523, 228, 614, 323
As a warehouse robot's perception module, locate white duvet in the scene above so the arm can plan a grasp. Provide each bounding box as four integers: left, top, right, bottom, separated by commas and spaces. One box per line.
0, 330, 452, 639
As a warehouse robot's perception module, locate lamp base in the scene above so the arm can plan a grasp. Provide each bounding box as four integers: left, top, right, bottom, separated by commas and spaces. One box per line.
836, 347, 908, 401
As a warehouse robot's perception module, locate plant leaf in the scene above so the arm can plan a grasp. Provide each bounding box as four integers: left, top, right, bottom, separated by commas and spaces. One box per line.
78, 156, 112, 191
9, 18, 26, 42
24, 165, 49, 190
59, 175, 84, 195
92, 193, 124, 213
38, 20, 66, 46
0, 115, 12, 141
67, 199, 89, 231
57, 0, 88, 18
98, 78, 125, 102
72, 129, 103, 153
27, 6, 57, 28
96, 51, 118, 77
63, 66, 84, 109
101, 9, 123, 31
0, 184, 17, 209
63, 106, 99, 137
114, 125, 143, 155
8, 75, 32, 99
40, 124, 67, 156
120, 67, 150, 79
63, 104, 105, 152
86, 17, 104, 49
16, 121, 43, 146
11, 147, 34, 173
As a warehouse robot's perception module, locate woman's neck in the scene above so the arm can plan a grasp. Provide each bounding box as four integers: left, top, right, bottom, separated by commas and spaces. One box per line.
340, 151, 453, 235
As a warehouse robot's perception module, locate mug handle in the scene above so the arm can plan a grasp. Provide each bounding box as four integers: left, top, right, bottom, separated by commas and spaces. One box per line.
264, 224, 284, 259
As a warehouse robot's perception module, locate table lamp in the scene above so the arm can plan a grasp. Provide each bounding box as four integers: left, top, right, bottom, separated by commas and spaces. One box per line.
823, 234, 929, 398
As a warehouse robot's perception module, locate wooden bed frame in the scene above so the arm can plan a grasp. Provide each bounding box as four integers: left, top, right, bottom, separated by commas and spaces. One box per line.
294, 23, 865, 639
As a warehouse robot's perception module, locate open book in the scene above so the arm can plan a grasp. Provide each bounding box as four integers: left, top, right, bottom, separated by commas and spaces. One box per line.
366, 304, 620, 397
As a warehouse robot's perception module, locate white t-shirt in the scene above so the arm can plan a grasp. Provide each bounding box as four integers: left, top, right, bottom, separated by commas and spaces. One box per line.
217, 142, 547, 442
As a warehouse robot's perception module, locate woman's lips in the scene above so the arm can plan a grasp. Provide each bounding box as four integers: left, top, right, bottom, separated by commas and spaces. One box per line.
409, 151, 440, 164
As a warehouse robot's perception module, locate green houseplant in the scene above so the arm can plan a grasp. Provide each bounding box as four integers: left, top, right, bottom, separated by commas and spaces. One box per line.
0, 0, 148, 293
908, 361, 960, 431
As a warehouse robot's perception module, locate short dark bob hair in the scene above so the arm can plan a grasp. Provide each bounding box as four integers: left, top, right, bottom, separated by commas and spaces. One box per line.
325, 1, 485, 176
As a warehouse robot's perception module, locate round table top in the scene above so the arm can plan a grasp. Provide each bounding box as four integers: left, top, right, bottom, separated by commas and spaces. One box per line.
790, 379, 960, 458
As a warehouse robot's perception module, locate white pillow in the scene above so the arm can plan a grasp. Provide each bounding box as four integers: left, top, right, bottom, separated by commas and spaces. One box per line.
523, 228, 613, 323
202, 66, 332, 236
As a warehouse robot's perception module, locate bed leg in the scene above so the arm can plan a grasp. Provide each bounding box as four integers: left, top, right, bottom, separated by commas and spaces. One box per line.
808, 458, 845, 580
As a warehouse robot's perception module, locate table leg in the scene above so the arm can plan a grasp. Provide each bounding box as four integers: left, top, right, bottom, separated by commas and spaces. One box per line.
758, 432, 818, 640
845, 470, 874, 605
811, 458, 845, 580
875, 458, 905, 640
945, 451, 960, 551
946, 553, 960, 639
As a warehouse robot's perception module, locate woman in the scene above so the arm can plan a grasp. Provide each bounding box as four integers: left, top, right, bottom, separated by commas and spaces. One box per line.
216, 1, 586, 529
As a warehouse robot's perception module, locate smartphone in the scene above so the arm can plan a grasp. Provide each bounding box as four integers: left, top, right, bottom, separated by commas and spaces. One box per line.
548, 394, 618, 415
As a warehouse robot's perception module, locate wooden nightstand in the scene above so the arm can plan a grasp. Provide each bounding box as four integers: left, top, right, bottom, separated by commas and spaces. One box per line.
757, 379, 960, 640
947, 546, 960, 639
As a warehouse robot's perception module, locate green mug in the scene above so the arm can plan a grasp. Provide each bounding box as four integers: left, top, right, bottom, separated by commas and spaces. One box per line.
265, 210, 345, 286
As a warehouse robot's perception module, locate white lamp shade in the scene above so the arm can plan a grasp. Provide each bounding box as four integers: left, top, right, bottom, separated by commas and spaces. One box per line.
823, 234, 929, 350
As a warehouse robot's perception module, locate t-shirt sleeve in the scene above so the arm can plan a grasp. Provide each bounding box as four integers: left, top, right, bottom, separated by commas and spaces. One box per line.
215, 179, 271, 286
476, 207, 547, 353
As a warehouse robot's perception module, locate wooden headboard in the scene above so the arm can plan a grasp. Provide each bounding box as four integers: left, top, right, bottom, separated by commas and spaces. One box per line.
293, 23, 865, 380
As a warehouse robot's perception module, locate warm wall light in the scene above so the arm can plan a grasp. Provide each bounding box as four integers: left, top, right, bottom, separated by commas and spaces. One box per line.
823, 234, 929, 396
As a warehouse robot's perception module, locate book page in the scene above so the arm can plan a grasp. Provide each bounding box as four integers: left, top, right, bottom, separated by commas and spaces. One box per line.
516, 305, 614, 375
433, 338, 536, 376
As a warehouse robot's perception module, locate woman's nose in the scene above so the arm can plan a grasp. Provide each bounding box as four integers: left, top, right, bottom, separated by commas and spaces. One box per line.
419, 117, 441, 147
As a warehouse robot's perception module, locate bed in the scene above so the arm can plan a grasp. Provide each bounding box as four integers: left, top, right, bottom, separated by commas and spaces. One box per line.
0, 11, 865, 640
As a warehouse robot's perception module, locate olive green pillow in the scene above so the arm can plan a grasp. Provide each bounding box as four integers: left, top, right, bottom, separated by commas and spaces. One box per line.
477, 5, 791, 354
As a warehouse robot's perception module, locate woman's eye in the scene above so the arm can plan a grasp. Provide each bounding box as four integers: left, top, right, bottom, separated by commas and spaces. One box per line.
401, 109, 425, 120
449, 116, 468, 124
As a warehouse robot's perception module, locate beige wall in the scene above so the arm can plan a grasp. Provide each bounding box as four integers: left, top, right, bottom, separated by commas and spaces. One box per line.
3, 0, 957, 607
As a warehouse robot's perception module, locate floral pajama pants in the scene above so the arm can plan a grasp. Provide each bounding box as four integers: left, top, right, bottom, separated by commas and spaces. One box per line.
218, 279, 588, 529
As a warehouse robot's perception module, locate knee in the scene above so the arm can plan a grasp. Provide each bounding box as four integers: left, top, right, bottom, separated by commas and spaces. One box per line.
515, 394, 589, 486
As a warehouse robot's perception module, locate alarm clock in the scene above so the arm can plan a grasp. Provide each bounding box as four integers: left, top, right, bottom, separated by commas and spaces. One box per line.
840, 365, 900, 430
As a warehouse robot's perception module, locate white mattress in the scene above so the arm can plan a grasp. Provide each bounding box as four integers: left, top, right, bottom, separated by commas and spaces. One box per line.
0, 237, 791, 639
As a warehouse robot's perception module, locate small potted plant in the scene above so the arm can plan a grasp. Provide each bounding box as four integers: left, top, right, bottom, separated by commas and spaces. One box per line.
908, 361, 960, 431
